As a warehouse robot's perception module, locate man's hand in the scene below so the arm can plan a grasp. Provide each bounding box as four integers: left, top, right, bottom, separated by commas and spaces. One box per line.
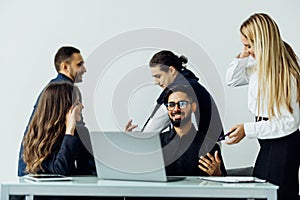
198, 151, 222, 176
125, 119, 138, 132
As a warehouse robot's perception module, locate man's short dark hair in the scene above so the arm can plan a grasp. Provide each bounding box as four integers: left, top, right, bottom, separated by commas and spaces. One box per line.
54, 46, 80, 72
163, 84, 196, 105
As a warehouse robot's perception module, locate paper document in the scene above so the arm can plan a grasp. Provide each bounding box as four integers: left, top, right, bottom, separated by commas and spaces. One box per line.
198, 176, 266, 183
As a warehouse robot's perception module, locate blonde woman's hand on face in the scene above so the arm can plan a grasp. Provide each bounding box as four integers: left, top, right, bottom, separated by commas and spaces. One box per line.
239, 50, 250, 58
239, 34, 254, 58
198, 151, 222, 176
65, 106, 77, 136
225, 124, 245, 144
239, 43, 250, 58
125, 119, 138, 132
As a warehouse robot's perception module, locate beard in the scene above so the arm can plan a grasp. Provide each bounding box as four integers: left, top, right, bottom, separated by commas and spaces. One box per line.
170, 110, 192, 127
74, 73, 83, 83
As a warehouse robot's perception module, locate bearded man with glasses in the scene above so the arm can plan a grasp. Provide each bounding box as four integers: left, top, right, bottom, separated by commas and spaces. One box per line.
160, 84, 227, 177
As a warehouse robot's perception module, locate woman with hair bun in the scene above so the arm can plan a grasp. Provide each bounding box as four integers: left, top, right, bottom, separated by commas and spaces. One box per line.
126, 50, 224, 145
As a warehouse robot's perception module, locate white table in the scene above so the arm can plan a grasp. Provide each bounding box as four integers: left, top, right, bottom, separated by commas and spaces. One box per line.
0, 176, 278, 200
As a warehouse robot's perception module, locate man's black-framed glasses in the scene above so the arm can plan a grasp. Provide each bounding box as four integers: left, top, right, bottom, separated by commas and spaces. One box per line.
165, 100, 191, 111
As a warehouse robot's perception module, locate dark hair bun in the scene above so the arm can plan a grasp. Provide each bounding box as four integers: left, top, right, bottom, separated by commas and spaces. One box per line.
179, 55, 188, 64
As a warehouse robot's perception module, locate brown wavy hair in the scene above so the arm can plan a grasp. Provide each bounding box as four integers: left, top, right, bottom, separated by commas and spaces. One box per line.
23, 82, 79, 174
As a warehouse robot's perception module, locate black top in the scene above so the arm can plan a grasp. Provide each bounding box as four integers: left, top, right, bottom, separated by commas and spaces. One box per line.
160, 125, 227, 176
40, 133, 94, 176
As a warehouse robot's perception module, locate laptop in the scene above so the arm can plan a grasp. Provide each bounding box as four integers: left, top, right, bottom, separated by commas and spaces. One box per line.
90, 131, 185, 182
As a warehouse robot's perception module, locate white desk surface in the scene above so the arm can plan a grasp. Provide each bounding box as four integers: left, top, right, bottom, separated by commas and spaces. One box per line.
1, 176, 278, 200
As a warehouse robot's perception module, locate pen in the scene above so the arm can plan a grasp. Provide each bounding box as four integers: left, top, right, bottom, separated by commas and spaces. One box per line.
217, 130, 235, 141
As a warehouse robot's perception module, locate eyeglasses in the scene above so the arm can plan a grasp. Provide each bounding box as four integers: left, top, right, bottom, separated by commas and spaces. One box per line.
165, 100, 191, 111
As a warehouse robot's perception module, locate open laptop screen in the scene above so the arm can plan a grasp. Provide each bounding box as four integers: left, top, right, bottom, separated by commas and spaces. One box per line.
90, 131, 184, 182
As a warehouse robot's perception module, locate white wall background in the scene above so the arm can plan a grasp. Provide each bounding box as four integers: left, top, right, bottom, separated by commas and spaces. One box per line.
0, 0, 299, 182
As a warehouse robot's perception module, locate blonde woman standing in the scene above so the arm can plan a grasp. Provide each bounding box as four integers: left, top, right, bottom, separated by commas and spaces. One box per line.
226, 13, 300, 200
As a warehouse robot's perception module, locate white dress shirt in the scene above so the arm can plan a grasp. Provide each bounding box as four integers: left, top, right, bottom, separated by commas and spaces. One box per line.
226, 56, 300, 139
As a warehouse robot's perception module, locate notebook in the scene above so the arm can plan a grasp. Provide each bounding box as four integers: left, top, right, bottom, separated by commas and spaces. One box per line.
24, 174, 72, 182
198, 176, 266, 183
90, 131, 185, 182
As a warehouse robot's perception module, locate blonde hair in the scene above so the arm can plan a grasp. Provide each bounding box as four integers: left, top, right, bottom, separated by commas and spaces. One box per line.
240, 13, 300, 118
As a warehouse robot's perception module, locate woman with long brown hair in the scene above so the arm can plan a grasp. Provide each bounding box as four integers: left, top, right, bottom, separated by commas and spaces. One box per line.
226, 13, 300, 200
23, 82, 94, 176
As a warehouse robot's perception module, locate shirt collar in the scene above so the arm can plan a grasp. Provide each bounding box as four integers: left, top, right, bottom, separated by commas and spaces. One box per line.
57, 73, 74, 83
170, 125, 197, 140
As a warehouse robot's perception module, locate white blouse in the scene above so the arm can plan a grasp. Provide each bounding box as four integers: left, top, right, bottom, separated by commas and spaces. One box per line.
226, 56, 300, 139
142, 105, 170, 132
